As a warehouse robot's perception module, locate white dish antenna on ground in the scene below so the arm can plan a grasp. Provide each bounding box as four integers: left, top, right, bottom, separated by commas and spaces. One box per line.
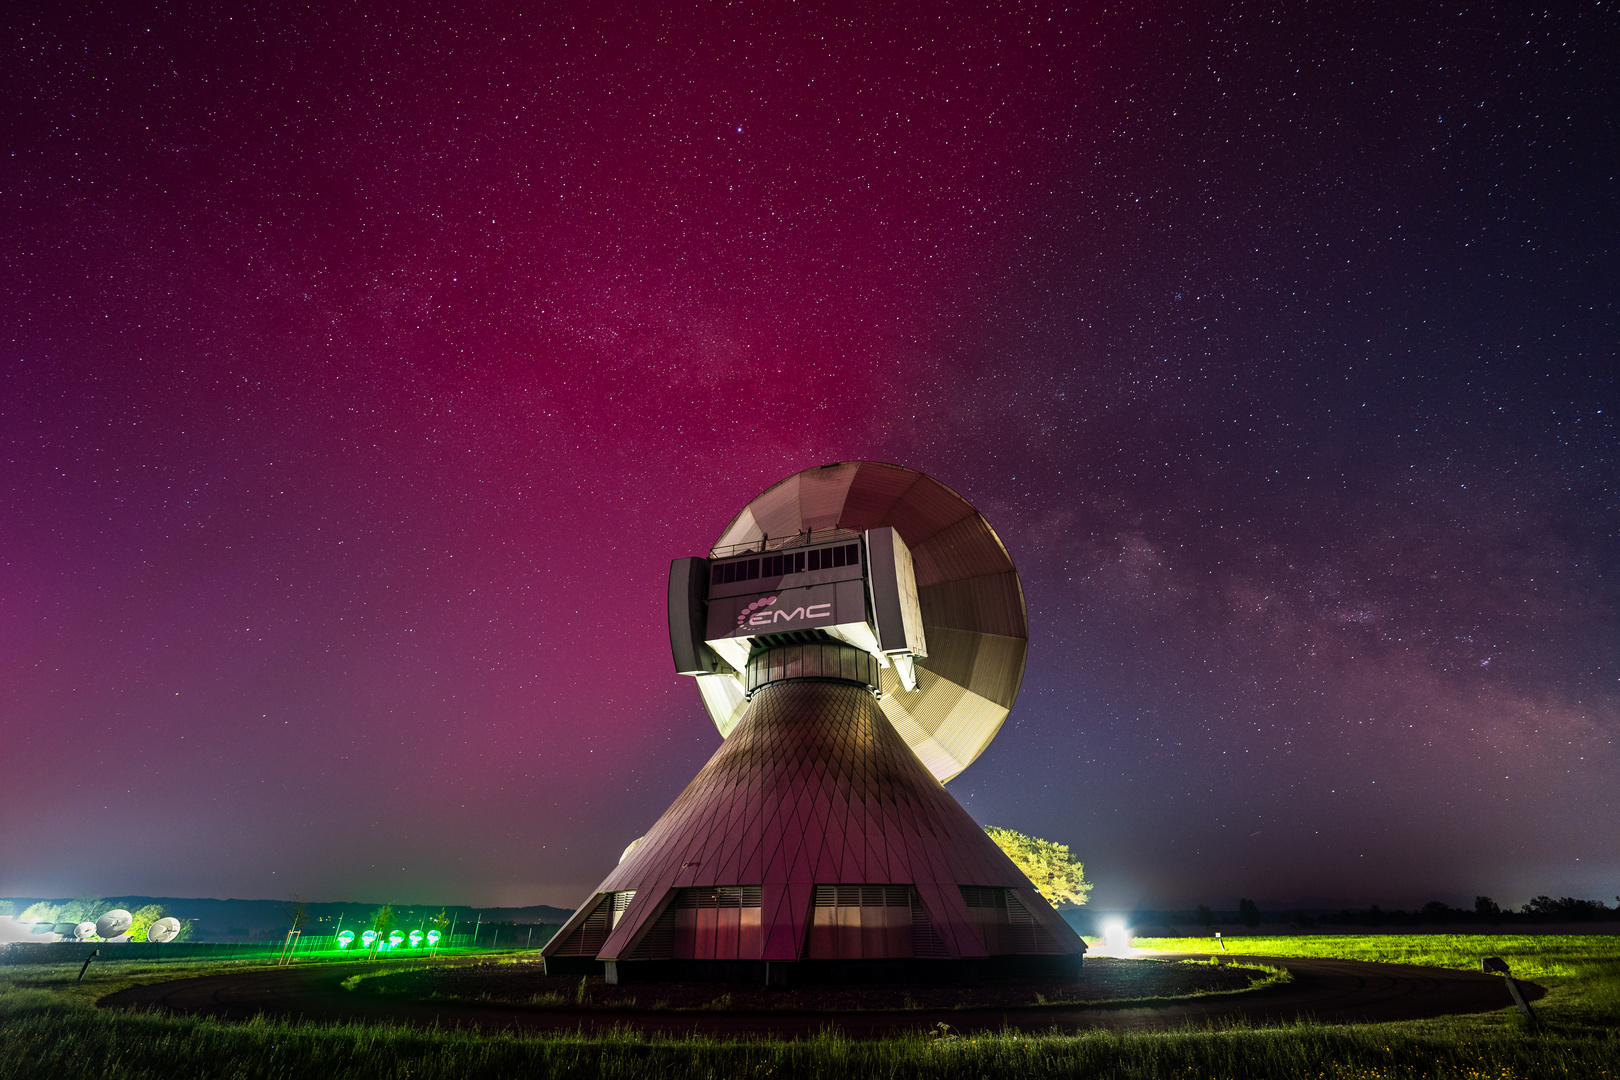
95, 909, 133, 939
74, 921, 97, 941
146, 917, 182, 943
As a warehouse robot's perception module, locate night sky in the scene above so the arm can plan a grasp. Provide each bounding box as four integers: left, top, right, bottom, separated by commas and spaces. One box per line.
3, 1, 1616, 914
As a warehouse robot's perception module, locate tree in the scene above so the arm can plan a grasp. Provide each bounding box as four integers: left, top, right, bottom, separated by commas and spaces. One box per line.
371, 905, 395, 938
61, 896, 108, 923
285, 896, 310, 933
1522, 895, 1612, 921
1195, 904, 1215, 928
984, 826, 1092, 907
1420, 900, 1453, 923
127, 905, 167, 942
19, 902, 62, 924
1238, 898, 1262, 928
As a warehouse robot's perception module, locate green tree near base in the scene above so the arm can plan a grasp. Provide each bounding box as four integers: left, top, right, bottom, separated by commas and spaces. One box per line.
984, 826, 1092, 907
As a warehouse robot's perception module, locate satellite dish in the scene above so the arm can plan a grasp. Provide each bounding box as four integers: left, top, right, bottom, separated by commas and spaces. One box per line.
704, 461, 1028, 782
146, 917, 182, 943
95, 909, 133, 939
74, 921, 97, 941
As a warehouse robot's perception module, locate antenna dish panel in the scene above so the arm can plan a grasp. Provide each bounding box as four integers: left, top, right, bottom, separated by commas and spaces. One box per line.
705, 461, 1028, 782
95, 909, 133, 939
146, 917, 182, 943
74, 921, 97, 941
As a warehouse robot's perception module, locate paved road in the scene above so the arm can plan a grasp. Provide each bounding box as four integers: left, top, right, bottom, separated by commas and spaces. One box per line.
101, 954, 1540, 1039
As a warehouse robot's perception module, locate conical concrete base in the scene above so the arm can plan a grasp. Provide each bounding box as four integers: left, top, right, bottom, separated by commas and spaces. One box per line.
544, 676, 1084, 982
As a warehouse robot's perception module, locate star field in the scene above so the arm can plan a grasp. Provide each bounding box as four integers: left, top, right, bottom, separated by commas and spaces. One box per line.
1, 0, 1615, 910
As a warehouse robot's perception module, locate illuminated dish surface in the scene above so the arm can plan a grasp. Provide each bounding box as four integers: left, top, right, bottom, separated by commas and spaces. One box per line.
700, 461, 1026, 783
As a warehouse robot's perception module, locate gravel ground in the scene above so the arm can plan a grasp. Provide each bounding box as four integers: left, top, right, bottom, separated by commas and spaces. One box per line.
354, 956, 1261, 1012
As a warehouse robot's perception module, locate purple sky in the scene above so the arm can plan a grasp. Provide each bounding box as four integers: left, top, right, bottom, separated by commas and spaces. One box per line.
2, 0, 1615, 912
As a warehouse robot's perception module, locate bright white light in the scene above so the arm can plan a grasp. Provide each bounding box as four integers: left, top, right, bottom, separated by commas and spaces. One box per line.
1105, 922, 1132, 951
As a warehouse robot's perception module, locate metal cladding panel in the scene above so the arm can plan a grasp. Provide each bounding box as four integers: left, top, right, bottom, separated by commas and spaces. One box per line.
741, 472, 806, 541
712, 466, 857, 551
838, 462, 922, 528
717, 507, 762, 552
865, 528, 908, 654
917, 572, 1027, 639
1010, 885, 1082, 954
545, 892, 611, 958
890, 534, 928, 657
917, 626, 1026, 710
876, 665, 1010, 783
668, 558, 717, 675
909, 514, 1016, 589
799, 463, 860, 532
583, 680, 1078, 963
696, 675, 748, 738
869, 473, 978, 543
697, 462, 1029, 781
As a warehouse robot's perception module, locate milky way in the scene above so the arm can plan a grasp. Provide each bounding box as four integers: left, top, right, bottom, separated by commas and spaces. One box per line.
2, 1, 1615, 911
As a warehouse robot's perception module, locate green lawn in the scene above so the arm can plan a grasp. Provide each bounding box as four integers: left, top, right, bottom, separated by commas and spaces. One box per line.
1, 935, 1616, 1079
1129, 934, 1620, 1037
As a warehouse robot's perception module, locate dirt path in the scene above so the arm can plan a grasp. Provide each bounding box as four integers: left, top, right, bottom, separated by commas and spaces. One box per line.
100, 953, 1540, 1039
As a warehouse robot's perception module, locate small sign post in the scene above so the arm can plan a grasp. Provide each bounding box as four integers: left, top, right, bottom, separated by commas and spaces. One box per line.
1482, 957, 1536, 1023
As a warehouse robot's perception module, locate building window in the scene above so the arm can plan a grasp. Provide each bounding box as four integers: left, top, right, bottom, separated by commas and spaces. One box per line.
711, 558, 765, 585
713, 545, 855, 585
807, 544, 860, 572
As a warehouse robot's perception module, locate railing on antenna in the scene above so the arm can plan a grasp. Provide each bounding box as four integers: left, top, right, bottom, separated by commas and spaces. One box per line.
709, 526, 863, 560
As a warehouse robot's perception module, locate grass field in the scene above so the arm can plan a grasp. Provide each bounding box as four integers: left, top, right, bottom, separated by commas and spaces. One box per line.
1129, 934, 1620, 1037
1, 935, 1616, 1079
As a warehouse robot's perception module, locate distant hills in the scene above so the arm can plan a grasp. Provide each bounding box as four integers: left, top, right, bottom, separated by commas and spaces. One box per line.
1, 897, 574, 942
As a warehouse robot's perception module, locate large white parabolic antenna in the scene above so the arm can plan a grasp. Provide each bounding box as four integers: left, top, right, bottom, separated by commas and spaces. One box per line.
698, 461, 1027, 782
95, 909, 133, 939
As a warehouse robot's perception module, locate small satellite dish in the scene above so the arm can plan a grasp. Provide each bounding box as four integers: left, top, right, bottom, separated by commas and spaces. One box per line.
74, 921, 98, 941
96, 909, 133, 939
147, 917, 182, 943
